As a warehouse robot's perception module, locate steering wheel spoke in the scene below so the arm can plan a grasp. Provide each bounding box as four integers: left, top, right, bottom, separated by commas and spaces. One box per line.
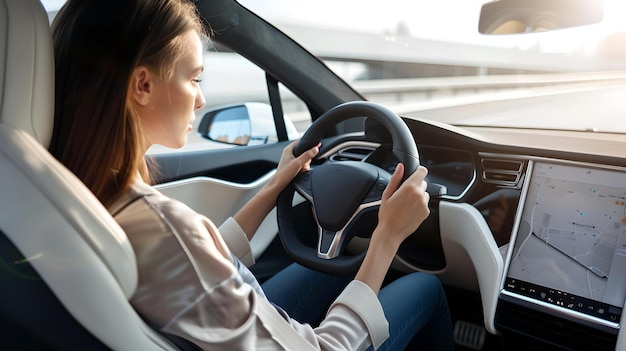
294, 171, 314, 200
315, 200, 381, 259
317, 227, 344, 259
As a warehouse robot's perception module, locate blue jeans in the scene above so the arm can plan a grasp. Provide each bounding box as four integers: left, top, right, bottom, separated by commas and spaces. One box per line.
262, 263, 454, 350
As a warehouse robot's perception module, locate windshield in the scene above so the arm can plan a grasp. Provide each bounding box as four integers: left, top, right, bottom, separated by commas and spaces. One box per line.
239, 0, 626, 133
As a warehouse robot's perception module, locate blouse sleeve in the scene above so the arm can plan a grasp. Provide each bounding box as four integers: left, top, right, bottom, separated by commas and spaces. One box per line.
218, 216, 255, 266
286, 280, 389, 351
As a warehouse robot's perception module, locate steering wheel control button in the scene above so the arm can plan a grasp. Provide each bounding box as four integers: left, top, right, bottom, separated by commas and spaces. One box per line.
365, 175, 389, 202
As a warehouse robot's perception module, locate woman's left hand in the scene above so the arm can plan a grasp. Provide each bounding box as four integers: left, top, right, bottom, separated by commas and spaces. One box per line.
234, 140, 319, 239
270, 140, 320, 193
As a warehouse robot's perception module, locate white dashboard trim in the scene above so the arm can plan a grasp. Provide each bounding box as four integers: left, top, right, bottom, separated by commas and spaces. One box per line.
438, 201, 504, 335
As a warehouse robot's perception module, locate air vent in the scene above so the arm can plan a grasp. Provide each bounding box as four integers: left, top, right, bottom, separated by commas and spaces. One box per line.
329, 146, 376, 162
481, 158, 524, 186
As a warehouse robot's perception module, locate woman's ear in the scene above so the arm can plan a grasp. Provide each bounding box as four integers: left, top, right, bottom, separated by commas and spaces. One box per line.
129, 66, 153, 107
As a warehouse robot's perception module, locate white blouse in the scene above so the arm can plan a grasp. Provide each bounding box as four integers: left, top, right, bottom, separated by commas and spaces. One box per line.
109, 180, 388, 351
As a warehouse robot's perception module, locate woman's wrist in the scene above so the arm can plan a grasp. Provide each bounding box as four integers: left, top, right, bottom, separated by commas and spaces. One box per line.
354, 228, 401, 294
370, 224, 404, 251
256, 180, 280, 206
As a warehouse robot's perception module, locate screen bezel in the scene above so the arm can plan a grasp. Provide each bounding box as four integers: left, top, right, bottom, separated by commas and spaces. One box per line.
500, 158, 625, 332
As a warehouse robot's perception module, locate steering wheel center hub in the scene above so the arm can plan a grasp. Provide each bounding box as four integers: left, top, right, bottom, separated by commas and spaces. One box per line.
303, 161, 382, 230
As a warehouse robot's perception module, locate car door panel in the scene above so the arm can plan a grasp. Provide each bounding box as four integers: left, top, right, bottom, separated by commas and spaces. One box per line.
152, 142, 290, 261
152, 142, 288, 183
155, 172, 276, 260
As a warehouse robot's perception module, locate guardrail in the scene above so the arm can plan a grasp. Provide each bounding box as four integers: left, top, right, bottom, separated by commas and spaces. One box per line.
205, 70, 626, 107
352, 71, 626, 99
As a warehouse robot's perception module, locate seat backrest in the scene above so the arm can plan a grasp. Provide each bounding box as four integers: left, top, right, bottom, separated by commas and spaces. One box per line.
0, 0, 178, 349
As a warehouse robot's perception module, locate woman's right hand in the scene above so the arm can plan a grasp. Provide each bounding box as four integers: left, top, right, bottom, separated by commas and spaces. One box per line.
354, 163, 430, 294
375, 163, 430, 247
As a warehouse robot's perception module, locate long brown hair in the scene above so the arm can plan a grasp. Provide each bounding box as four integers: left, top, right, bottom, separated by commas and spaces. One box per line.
50, 0, 205, 207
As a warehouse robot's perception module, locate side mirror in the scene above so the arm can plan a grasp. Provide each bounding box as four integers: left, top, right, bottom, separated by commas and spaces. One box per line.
199, 102, 300, 146
198, 104, 255, 146
478, 0, 604, 34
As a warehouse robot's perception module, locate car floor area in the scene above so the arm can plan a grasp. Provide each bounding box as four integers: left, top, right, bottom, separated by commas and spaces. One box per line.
444, 286, 504, 351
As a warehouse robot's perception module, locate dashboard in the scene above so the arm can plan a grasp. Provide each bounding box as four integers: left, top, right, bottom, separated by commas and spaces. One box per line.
319, 115, 626, 350
408, 118, 626, 349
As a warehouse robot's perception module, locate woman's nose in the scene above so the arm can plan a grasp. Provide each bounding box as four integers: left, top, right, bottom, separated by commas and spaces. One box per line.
195, 90, 206, 111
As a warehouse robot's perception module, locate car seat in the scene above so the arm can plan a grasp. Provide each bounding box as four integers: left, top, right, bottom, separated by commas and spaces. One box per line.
0, 0, 195, 349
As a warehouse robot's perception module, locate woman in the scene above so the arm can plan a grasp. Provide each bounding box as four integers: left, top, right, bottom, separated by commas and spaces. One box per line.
49, 0, 454, 350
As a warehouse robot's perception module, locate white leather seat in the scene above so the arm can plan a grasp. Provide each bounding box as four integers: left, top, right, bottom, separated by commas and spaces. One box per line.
0, 0, 181, 349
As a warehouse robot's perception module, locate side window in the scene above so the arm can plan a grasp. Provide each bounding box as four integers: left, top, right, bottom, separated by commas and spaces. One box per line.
278, 81, 312, 136
194, 51, 311, 148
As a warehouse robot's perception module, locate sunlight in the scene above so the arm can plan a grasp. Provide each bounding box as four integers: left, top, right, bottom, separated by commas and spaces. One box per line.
603, 0, 626, 32
497, 0, 626, 55
582, 0, 626, 60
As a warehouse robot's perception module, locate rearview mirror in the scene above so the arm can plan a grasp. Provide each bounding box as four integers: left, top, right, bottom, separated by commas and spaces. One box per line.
478, 0, 604, 34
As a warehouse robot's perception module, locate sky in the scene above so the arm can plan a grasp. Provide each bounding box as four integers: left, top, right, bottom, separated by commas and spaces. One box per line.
240, 0, 489, 39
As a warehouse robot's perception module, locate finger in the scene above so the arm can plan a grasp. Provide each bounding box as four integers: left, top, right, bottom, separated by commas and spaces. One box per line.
405, 168, 429, 204
423, 188, 431, 208
416, 179, 429, 204
284, 139, 298, 154
408, 165, 428, 183
382, 163, 404, 202
296, 143, 319, 163
395, 165, 426, 193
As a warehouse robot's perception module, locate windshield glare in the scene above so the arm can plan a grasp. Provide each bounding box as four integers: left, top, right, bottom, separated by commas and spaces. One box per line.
239, 0, 626, 133
43, 0, 626, 133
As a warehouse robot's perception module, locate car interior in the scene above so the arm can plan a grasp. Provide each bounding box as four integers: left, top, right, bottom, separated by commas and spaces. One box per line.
2, 0, 626, 350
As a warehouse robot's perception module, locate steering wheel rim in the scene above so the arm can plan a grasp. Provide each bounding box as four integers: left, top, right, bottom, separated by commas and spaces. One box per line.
277, 101, 419, 275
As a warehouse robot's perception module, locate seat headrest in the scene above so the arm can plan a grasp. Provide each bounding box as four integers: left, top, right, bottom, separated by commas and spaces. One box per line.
0, 0, 54, 147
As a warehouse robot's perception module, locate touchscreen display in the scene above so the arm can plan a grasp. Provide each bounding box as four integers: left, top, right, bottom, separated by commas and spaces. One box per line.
502, 160, 626, 328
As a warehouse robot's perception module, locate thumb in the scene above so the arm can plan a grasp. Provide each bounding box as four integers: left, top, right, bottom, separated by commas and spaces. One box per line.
382, 163, 404, 202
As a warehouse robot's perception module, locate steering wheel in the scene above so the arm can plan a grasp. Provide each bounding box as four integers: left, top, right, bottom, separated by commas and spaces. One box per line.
277, 101, 420, 276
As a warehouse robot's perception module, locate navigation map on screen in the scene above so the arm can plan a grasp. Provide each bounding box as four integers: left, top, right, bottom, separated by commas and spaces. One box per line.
503, 161, 626, 326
